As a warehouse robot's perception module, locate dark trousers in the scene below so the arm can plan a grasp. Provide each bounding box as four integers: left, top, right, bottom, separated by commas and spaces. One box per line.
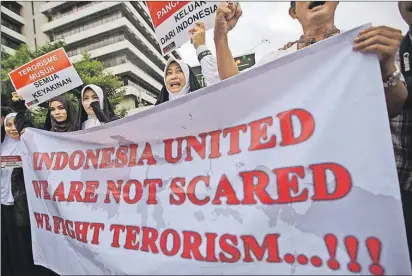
2, 204, 16, 276
1, 204, 57, 276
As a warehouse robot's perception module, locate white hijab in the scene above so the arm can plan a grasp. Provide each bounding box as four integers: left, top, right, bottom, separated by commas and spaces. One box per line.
81, 84, 105, 130
1, 113, 20, 205
164, 57, 190, 101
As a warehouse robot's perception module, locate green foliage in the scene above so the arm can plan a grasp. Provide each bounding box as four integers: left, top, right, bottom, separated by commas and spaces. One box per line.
1, 45, 32, 107
1, 41, 126, 122
32, 109, 48, 128
32, 40, 67, 58
116, 106, 130, 118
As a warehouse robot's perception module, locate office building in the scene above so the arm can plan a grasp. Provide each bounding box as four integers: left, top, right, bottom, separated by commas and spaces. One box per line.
1, 1, 28, 54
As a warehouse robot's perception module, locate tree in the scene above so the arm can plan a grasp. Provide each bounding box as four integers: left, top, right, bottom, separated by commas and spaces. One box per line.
1, 41, 126, 126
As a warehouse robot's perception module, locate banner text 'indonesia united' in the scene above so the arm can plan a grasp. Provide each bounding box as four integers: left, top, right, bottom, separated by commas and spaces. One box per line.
20, 26, 411, 275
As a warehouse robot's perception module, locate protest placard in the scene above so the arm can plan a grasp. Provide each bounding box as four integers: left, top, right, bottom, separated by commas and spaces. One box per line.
1, 156, 22, 168
20, 26, 411, 275
8, 48, 83, 107
147, 1, 218, 55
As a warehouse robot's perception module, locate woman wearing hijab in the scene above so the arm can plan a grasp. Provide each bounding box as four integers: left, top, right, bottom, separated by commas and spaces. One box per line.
1, 112, 20, 276
74, 84, 118, 130
155, 21, 220, 105
2, 113, 54, 276
155, 54, 220, 106
155, 57, 203, 105
43, 95, 77, 132
11, 94, 76, 132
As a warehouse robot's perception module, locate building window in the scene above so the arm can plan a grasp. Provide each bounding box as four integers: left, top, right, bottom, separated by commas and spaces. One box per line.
1, 2, 21, 15
1, 36, 22, 50
1, 16, 22, 33
122, 76, 157, 98
54, 11, 123, 40
51, 2, 94, 20
66, 32, 125, 57
123, 10, 158, 51
99, 54, 128, 68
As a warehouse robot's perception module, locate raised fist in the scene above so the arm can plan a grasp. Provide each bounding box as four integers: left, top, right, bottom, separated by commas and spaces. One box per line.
189, 21, 206, 49
214, 1, 242, 38
11, 92, 23, 102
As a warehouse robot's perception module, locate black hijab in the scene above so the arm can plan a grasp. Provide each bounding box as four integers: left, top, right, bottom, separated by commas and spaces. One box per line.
14, 111, 34, 135
155, 58, 202, 106
43, 95, 77, 132
74, 84, 118, 131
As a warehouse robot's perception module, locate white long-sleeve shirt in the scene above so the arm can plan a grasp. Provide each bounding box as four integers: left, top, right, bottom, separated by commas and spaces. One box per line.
196, 45, 221, 87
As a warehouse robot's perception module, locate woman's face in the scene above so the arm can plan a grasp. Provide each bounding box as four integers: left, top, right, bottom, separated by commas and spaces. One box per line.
50, 100, 68, 122
165, 62, 186, 94
5, 117, 19, 139
82, 89, 99, 115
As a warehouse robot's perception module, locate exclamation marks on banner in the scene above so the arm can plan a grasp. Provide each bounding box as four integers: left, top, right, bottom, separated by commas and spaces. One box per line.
322, 234, 385, 275
344, 236, 361, 273
281, 234, 385, 274
325, 234, 340, 270
366, 237, 385, 276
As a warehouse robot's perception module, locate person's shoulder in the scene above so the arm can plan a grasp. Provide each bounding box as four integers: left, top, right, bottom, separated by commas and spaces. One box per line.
279, 41, 298, 51
257, 41, 298, 67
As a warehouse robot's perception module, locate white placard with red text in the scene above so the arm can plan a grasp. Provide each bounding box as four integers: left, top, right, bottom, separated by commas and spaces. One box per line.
1, 156, 22, 168
147, 1, 218, 55
8, 48, 83, 107
20, 26, 411, 275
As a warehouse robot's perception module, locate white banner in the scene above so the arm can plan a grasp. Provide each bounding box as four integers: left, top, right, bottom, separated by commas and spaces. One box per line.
20, 26, 411, 275
147, 1, 218, 55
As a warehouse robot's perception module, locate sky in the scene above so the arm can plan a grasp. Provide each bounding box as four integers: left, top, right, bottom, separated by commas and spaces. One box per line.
177, 2, 410, 67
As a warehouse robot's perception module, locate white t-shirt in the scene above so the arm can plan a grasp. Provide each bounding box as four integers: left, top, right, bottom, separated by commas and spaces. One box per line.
256, 43, 298, 67
196, 45, 221, 87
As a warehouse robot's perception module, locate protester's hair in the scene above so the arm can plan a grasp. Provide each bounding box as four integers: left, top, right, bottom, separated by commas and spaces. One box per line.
1, 107, 14, 119
155, 65, 202, 105
290, 1, 296, 10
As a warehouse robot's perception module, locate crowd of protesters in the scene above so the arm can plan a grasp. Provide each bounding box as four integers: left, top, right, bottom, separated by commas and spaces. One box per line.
1, 1, 411, 275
